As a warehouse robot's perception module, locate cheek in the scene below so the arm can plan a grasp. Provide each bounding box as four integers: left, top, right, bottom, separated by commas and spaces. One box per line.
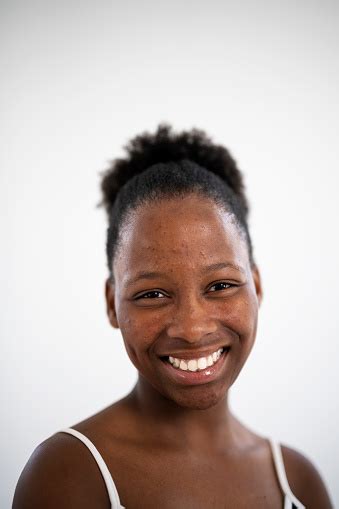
231, 295, 259, 368
117, 306, 163, 364
216, 292, 259, 387
220, 292, 258, 331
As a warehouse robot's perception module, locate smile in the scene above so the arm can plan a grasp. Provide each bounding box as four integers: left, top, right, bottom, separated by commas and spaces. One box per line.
166, 347, 229, 372
160, 346, 230, 386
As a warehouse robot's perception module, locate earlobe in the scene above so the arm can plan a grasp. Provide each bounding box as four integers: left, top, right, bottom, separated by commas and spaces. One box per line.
252, 265, 263, 306
105, 278, 119, 329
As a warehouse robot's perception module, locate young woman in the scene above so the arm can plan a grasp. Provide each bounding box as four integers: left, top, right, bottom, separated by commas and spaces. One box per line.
13, 125, 332, 508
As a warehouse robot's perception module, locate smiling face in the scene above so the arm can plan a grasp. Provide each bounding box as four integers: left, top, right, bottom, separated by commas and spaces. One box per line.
106, 193, 262, 410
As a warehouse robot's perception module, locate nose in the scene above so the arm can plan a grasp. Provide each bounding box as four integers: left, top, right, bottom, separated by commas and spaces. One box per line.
166, 295, 218, 342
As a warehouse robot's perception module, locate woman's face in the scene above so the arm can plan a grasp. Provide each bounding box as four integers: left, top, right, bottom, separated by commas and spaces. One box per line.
106, 194, 262, 410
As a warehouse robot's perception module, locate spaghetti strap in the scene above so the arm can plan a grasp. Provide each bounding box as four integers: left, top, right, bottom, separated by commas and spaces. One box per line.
268, 438, 306, 509
57, 429, 306, 508
59, 428, 124, 509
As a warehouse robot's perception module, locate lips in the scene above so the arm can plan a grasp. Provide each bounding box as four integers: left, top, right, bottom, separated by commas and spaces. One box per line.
159, 347, 230, 386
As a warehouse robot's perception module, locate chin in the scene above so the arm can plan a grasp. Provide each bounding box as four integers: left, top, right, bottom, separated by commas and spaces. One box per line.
164, 386, 226, 411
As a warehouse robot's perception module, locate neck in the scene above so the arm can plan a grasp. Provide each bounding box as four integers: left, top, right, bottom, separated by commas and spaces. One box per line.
128, 375, 244, 452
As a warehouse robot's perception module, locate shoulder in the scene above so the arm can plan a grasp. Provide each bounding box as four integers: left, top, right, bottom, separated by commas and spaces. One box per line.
281, 444, 333, 508
12, 431, 110, 509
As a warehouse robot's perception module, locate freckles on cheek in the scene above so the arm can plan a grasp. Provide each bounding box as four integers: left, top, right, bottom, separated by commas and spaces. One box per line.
119, 313, 159, 355
119, 308, 158, 335
223, 297, 258, 338
241, 299, 259, 337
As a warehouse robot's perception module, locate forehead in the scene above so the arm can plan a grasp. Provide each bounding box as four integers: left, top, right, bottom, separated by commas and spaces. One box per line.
113, 195, 249, 279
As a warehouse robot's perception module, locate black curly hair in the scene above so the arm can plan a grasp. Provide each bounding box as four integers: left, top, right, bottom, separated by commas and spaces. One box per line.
100, 124, 253, 276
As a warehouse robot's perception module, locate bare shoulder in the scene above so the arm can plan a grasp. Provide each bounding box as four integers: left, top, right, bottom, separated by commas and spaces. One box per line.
13, 398, 132, 508
12, 431, 110, 509
281, 444, 333, 508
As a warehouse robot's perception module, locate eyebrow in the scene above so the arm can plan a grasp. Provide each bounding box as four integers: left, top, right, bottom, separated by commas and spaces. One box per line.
124, 262, 245, 288
203, 262, 245, 274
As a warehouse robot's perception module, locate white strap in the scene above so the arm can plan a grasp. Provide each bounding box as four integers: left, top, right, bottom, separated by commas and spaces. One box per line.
269, 438, 306, 509
59, 428, 123, 508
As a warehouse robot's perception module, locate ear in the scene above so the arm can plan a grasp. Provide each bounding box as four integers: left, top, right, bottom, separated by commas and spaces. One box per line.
251, 264, 263, 306
105, 278, 119, 329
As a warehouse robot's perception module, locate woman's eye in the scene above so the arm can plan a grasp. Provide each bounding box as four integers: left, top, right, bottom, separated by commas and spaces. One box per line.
136, 290, 166, 300
208, 282, 233, 292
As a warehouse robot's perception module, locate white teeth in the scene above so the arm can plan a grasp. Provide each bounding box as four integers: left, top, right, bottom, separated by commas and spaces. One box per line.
187, 360, 198, 372
197, 357, 207, 370
179, 360, 188, 370
207, 355, 213, 367
168, 347, 226, 372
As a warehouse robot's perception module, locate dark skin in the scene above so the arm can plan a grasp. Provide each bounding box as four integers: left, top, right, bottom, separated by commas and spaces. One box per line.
13, 194, 333, 508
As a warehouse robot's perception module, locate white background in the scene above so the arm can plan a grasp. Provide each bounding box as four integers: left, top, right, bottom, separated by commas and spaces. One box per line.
1, 0, 338, 507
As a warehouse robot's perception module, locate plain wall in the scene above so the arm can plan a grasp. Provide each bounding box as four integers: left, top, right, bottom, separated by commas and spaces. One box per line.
1, 0, 338, 507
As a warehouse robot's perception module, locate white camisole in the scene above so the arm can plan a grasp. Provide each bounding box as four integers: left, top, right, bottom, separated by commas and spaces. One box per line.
59, 427, 306, 509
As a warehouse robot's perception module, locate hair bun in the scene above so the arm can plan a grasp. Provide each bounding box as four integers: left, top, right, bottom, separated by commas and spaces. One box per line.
100, 123, 248, 216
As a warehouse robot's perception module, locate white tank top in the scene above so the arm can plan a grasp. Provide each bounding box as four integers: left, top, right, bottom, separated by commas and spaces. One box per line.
59, 427, 305, 509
